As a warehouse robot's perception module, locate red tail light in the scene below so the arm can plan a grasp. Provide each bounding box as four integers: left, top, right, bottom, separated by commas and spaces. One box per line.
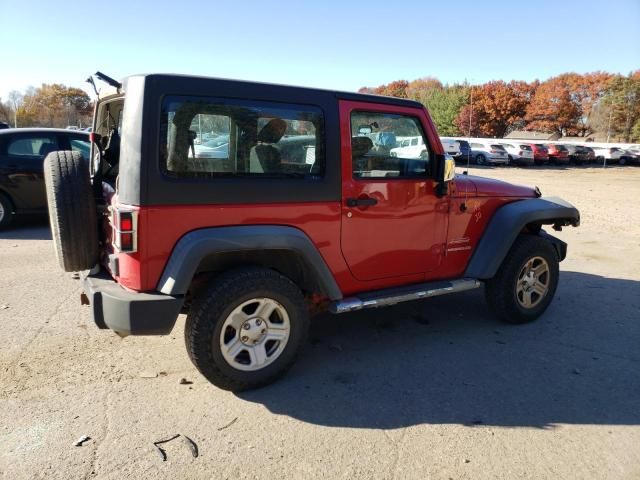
114, 209, 138, 252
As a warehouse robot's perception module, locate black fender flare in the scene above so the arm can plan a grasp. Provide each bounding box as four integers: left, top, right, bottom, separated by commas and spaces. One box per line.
157, 225, 343, 300
464, 196, 580, 279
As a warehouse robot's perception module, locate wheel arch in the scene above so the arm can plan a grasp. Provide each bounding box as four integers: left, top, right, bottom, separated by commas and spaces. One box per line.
157, 226, 343, 301
464, 197, 579, 279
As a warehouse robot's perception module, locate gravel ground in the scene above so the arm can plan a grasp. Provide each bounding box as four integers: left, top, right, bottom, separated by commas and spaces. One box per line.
1, 165, 639, 480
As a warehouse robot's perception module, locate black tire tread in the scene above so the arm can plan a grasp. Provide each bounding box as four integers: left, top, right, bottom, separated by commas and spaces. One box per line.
185, 267, 309, 391
485, 234, 559, 324
0, 191, 14, 230
43, 150, 98, 272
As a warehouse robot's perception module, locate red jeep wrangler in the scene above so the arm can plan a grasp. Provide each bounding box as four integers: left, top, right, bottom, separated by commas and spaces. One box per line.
44, 74, 579, 391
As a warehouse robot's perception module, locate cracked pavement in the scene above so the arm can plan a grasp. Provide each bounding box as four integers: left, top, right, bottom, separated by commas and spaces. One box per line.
1, 166, 639, 479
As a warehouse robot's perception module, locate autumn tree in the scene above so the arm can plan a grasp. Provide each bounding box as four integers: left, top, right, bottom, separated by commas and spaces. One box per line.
18, 84, 92, 128
561, 72, 613, 136
373, 80, 410, 98
525, 76, 581, 136
454, 103, 481, 137
600, 72, 640, 142
465, 81, 533, 137
405, 77, 444, 103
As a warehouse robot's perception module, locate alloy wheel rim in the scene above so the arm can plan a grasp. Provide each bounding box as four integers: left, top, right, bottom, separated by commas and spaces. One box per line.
515, 256, 550, 309
219, 298, 290, 371
0, 202, 4, 223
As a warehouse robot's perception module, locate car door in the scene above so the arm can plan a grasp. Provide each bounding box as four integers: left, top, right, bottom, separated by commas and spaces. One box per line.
0, 132, 58, 211
339, 100, 448, 281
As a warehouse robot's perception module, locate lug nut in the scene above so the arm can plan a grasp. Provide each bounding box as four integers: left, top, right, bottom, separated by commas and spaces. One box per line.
243, 323, 250, 330
255, 319, 262, 326
262, 329, 266, 334
241, 336, 249, 342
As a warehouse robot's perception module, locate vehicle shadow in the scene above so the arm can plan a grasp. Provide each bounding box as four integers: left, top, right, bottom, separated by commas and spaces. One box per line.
0, 219, 51, 240
238, 271, 640, 429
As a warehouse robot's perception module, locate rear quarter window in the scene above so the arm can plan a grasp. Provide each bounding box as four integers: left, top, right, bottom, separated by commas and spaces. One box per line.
160, 96, 325, 179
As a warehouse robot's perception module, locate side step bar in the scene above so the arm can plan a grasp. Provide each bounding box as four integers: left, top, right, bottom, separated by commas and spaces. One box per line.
329, 278, 481, 314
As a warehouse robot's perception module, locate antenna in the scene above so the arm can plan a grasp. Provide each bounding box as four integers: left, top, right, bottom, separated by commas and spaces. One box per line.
461, 81, 473, 212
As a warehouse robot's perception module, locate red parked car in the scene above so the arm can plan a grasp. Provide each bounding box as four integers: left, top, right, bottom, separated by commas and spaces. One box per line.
530, 144, 549, 165
43, 73, 580, 391
547, 144, 570, 165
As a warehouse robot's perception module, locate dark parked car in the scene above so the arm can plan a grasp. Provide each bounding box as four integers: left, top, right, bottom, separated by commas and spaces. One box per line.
0, 128, 90, 229
0, 122, 11, 130
565, 145, 595, 164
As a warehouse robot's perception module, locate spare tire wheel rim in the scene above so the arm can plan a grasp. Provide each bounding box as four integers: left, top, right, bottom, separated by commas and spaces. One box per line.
219, 298, 291, 371
516, 256, 550, 309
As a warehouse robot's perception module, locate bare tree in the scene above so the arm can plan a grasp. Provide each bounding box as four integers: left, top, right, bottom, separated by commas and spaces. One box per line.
7, 90, 23, 127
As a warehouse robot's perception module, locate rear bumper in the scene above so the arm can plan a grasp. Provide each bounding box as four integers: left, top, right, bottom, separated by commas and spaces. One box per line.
82, 269, 184, 336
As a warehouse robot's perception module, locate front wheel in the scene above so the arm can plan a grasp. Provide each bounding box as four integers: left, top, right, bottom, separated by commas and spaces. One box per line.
485, 235, 559, 324
185, 267, 309, 391
476, 154, 486, 165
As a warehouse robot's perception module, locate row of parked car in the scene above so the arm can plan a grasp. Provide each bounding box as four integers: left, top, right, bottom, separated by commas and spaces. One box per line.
439, 137, 640, 167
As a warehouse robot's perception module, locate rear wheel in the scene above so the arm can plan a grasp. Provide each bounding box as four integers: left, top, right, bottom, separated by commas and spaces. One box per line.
0, 191, 14, 230
185, 267, 310, 391
485, 235, 559, 324
43, 150, 98, 272
476, 154, 486, 165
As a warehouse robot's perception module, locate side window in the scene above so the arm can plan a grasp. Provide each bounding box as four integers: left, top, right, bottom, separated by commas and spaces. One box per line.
7, 135, 57, 157
160, 96, 324, 178
70, 138, 91, 158
350, 111, 430, 179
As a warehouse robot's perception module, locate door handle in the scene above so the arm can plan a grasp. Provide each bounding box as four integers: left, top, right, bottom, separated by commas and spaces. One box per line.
346, 197, 378, 207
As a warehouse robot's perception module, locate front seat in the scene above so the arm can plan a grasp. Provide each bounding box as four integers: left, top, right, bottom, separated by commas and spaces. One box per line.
249, 118, 287, 173
351, 136, 373, 175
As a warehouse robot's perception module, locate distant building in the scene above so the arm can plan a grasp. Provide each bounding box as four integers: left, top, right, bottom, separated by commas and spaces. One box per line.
505, 130, 561, 141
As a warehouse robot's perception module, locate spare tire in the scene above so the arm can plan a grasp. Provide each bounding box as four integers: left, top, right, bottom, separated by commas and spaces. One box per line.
44, 150, 99, 272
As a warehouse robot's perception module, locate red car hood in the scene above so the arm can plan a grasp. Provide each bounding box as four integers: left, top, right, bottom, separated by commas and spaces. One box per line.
453, 175, 537, 198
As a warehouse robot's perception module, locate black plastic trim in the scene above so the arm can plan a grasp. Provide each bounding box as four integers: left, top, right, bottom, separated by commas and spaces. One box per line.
157, 225, 343, 300
83, 269, 183, 336
464, 196, 579, 279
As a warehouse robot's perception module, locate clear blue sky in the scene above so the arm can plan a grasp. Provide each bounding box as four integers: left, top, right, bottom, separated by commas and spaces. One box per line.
1, 0, 638, 99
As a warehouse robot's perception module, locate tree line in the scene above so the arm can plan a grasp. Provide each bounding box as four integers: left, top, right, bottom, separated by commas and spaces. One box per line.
2, 72, 639, 142
0, 84, 92, 129
359, 71, 640, 142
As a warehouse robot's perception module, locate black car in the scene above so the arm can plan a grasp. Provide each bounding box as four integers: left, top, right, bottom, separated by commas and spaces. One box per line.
0, 128, 90, 229
565, 144, 595, 164
0, 122, 10, 130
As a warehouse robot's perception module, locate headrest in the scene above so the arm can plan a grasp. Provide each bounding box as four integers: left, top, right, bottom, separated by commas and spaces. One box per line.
351, 136, 373, 158
258, 118, 287, 143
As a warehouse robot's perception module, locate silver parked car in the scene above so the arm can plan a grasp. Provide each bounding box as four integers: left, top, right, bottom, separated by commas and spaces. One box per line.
499, 142, 535, 166
469, 140, 509, 165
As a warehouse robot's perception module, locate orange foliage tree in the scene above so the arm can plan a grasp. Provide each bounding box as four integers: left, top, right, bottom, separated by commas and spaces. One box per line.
525, 76, 581, 136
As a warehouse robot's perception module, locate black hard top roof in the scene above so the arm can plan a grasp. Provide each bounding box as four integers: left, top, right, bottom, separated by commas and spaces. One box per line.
0, 128, 89, 135
122, 73, 424, 109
